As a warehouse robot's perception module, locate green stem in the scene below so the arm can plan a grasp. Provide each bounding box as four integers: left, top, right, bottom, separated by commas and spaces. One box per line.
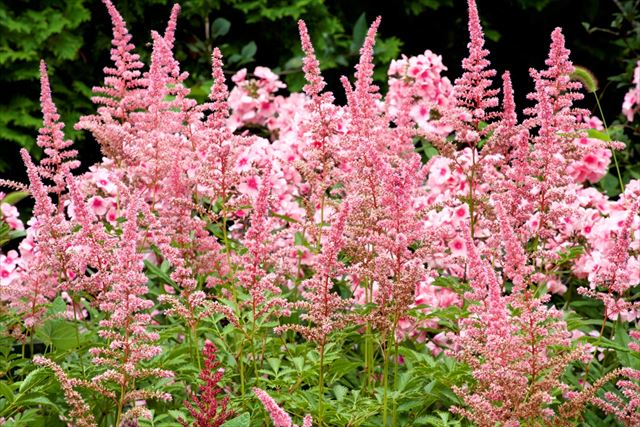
392, 321, 400, 427
191, 324, 201, 371
29, 328, 34, 358
382, 333, 390, 427
318, 343, 325, 426
238, 343, 246, 397
73, 297, 86, 378
594, 93, 625, 193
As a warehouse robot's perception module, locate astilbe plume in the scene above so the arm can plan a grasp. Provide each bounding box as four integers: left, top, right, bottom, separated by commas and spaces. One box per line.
36, 60, 80, 196
33, 356, 98, 427
84, 0, 145, 119
448, 0, 499, 142
75, 0, 147, 162
291, 20, 349, 260
492, 27, 595, 274
1, 151, 67, 329
234, 163, 289, 321
180, 341, 234, 427
335, 17, 437, 341
88, 194, 173, 422
253, 387, 312, 427
451, 229, 589, 425
578, 200, 640, 321
276, 202, 351, 344
590, 330, 640, 425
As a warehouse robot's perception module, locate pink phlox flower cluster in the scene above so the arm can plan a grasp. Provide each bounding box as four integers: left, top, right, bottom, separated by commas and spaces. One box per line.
386, 49, 453, 133
0, 195, 24, 231
228, 66, 286, 131
576, 195, 640, 321
622, 60, 640, 122
567, 116, 613, 184
0, 249, 21, 288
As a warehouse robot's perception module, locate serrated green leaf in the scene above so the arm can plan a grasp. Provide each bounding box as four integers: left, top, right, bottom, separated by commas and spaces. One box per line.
221, 412, 250, 427
19, 368, 48, 393
333, 384, 348, 402
0, 381, 14, 403
34, 319, 78, 351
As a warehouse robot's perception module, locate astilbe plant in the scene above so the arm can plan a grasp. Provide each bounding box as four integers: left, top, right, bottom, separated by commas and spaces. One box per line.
180, 341, 234, 427
3, 0, 640, 426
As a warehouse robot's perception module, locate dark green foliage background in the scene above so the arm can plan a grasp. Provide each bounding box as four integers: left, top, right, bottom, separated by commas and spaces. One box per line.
1, 0, 639, 188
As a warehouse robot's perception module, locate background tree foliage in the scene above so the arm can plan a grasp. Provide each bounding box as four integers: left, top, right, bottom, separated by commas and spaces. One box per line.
1, 0, 639, 186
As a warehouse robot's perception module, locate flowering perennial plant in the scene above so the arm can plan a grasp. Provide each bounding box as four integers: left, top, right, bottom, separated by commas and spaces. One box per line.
1, 0, 640, 426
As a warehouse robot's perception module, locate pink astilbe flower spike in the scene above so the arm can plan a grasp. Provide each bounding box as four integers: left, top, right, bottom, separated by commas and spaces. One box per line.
350, 16, 382, 125
453, 0, 499, 126
253, 388, 313, 427
205, 47, 230, 129
579, 200, 640, 321
452, 232, 589, 425
78, 0, 145, 124
253, 388, 292, 427
89, 192, 173, 419
276, 202, 352, 343
163, 4, 181, 49
20, 149, 55, 219
524, 28, 588, 135
2, 151, 66, 328
494, 200, 530, 291
36, 60, 80, 195
298, 20, 326, 98
235, 162, 288, 318
33, 356, 97, 427
485, 71, 518, 159
180, 341, 234, 427
594, 200, 639, 294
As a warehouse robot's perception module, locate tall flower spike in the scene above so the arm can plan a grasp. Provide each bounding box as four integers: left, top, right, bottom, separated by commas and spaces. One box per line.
484, 71, 518, 158
253, 388, 292, 427
352, 16, 382, 117
37, 60, 79, 194
495, 200, 530, 291
524, 27, 588, 132
20, 149, 55, 218
453, 0, 499, 122
163, 4, 181, 50
87, 0, 145, 118
501, 71, 517, 129
206, 47, 230, 129
298, 20, 326, 98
